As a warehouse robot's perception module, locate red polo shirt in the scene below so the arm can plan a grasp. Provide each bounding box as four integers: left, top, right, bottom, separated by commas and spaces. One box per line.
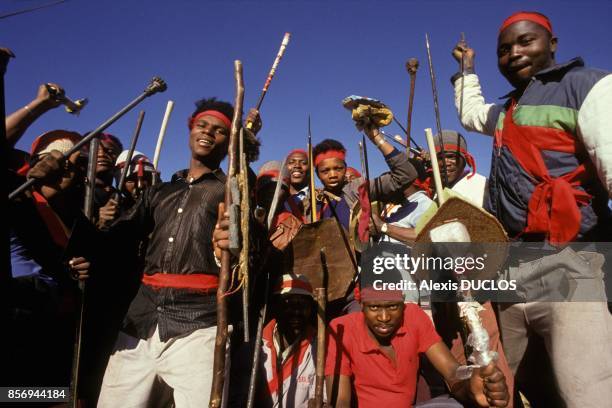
325, 303, 441, 407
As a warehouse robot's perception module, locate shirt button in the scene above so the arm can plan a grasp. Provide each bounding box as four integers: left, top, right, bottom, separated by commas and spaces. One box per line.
168, 237, 174, 243
177, 208, 183, 214
156, 306, 163, 312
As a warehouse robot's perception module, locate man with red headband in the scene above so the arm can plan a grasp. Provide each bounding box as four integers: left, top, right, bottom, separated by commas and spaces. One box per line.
325, 282, 509, 407
98, 98, 261, 407
312, 134, 416, 230
451, 11, 612, 406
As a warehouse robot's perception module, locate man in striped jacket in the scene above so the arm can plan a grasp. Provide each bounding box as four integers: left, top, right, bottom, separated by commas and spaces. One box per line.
451, 11, 612, 407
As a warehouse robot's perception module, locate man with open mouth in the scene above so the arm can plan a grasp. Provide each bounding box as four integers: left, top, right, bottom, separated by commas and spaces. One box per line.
97, 98, 262, 407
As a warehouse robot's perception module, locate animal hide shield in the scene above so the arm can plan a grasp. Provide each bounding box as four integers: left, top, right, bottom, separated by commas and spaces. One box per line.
282, 218, 356, 301
413, 191, 509, 282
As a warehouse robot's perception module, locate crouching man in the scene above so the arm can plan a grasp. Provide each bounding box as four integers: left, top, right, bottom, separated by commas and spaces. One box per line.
325, 286, 509, 407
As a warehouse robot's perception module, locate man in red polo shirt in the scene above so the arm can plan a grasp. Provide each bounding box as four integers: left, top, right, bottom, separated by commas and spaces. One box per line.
325, 287, 509, 407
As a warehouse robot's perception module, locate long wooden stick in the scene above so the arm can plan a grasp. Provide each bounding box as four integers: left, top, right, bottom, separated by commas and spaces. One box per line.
152, 100, 174, 183
255, 33, 291, 111
425, 34, 449, 186
69, 137, 99, 407
308, 115, 317, 223
425, 128, 445, 206
313, 287, 327, 408
209, 60, 244, 408
458, 33, 466, 127
239, 128, 251, 343
405, 58, 419, 154
115, 110, 146, 200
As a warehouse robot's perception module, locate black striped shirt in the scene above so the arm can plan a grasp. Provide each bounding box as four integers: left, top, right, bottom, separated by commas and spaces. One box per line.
114, 169, 226, 341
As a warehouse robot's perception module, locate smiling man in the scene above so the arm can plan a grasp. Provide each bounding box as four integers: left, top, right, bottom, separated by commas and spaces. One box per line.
432, 130, 486, 207
451, 11, 612, 406
325, 286, 509, 407
97, 98, 261, 407
282, 149, 311, 222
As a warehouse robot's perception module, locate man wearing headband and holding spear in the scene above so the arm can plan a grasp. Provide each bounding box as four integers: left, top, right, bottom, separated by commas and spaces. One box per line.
97, 98, 261, 407
451, 11, 612, 406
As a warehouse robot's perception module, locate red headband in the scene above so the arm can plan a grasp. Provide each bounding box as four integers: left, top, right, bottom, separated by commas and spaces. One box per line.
499, 11, 553, 34
314, 150, 346, 167
189, 110, 232, 130
435, 144, 477, 179
287, 149, 307, 159
360, 287, 404, 303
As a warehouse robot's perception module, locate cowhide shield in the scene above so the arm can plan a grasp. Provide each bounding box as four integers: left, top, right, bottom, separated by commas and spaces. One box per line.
282, 218, 356, 301
413, 194, 509, 282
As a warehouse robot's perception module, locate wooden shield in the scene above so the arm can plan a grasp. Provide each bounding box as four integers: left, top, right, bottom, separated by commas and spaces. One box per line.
282, 218, 357, 301
413, 192, 509, 282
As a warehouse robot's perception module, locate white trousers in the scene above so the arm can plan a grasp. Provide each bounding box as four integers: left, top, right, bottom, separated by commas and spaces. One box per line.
98, 325, 231, 408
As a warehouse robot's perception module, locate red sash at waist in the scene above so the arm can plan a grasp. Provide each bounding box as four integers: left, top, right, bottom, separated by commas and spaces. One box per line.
142, 273, 219, 291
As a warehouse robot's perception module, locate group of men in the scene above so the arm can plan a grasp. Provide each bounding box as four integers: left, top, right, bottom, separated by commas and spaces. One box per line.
4, 10, 612, 408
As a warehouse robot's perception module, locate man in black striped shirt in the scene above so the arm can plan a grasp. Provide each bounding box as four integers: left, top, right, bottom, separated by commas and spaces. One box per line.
98, 98, 261, 407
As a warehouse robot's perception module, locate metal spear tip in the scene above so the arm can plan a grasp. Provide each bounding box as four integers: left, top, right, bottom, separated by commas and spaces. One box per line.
406, 58, 419, 73
146, 77, 167, 95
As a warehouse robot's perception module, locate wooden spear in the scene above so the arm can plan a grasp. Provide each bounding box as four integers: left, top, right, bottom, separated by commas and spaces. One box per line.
308, 115, 317, 222
425, 33, 449, 186
313, 287, 327, 407
245, 33, 291, 130
209, 60, 244, 408
312, 248, 329, 408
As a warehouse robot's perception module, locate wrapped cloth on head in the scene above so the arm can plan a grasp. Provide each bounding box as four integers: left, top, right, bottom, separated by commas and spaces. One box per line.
114, 150, 155, 184
342, 95, 394, 131
274, 273, 314, 297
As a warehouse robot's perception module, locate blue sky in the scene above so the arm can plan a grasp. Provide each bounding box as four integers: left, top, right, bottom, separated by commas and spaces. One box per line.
4, 0, 612, 182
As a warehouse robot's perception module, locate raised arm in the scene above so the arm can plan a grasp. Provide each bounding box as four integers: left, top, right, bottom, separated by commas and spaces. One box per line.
451, 42, 505, 136
6, 83, 64, 146
359, 126, 417, 201
577, 74, 612, 197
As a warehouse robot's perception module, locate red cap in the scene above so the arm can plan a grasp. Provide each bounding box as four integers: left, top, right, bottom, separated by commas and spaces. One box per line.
499, 11, 553, 34
360, 287, 404, 303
